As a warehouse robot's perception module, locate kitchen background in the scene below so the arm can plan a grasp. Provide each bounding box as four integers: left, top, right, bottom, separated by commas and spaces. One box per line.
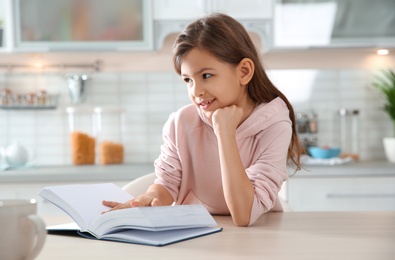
0, 65, 393, 165
0, 0, 394, 166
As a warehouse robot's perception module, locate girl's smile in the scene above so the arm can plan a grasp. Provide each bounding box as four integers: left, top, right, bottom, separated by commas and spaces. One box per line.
197, 98, 216, 110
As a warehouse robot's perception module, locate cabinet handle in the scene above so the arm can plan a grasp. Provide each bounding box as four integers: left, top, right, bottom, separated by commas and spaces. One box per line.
327, 194, 395, 198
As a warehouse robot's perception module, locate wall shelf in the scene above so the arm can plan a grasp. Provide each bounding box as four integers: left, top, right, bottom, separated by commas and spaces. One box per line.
0, 94, 59, 110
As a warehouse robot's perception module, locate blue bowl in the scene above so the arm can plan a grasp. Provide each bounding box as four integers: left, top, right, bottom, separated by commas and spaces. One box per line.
307, 146, 341, 159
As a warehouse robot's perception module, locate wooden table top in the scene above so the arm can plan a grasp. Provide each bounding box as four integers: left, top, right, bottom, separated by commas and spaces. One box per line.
36, 211, 395, 260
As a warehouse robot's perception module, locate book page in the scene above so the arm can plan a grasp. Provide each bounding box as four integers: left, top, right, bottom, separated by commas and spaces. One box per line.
39, 183, 133, 229
90, 204, 218, 237
142, 204, 218, 230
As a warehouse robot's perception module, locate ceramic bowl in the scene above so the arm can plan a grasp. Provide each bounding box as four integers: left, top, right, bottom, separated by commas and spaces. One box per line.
308, 146, 341, 159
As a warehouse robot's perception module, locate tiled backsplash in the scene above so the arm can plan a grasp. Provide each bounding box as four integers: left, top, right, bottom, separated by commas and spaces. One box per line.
0, 69, 391, 165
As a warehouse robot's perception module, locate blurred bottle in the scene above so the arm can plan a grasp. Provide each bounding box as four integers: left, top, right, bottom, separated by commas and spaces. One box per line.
307, 112, 318, 134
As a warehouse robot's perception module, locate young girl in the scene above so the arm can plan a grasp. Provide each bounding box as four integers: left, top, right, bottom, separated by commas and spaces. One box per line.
104, 13, 302, 226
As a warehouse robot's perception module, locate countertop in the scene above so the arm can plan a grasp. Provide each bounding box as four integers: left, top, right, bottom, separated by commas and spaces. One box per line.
0, 161, 393, 184
0, 163, 154, 183
37, 211, 395, 260
291, 160, 394, 178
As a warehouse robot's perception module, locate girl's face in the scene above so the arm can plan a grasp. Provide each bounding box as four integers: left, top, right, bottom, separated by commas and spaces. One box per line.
180, 48, 251, 122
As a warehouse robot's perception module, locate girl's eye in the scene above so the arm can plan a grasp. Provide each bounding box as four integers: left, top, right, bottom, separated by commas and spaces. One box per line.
183, 78, 191, 84
203, 73, 212, 79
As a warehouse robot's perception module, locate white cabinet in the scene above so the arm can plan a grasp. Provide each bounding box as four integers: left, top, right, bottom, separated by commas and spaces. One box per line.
213, 0, 273, 20
6, 0, 154, 52
0, 0, 13, 52
273, 0, 395, 49
153, 0, 273, 51
153, 0, 273, 20
153, 0, 207, 20
288, 176, 395, 211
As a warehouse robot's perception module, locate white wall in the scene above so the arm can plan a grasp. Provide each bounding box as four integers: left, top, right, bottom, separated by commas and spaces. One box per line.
0, 66, 391, 165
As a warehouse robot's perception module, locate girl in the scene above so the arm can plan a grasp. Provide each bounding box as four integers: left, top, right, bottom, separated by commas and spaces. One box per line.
104, 13, 302, 226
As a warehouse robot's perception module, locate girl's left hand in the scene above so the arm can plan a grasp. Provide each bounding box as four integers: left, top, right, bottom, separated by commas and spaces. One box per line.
212, 105, 244, 136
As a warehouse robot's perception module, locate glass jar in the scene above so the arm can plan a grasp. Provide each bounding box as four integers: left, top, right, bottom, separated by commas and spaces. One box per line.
66, 106, 96, 165
94, 107, 125, 165
338, 108, 360, 160
307, 112, 318, 134
296, 112, 308, 133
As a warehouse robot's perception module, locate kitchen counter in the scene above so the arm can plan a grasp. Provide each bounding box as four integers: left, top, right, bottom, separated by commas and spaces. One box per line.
290, 160, 394, 178
0, 163, 154, 183
0, 161, 393, 184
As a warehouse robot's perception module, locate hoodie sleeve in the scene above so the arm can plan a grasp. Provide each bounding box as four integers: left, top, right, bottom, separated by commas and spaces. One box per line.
246, 120, 292, 226
153, 112, 183, 202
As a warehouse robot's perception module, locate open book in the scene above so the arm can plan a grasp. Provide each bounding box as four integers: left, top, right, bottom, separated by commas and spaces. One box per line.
39, 183, 222, 246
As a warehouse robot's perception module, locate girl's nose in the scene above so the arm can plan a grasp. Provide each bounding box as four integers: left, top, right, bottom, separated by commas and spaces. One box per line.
192, 83, 205, 97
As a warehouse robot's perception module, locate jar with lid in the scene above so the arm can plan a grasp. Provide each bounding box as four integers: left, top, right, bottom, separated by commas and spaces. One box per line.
66, 106, 96, 165
307, 112, 318, 134
94, 107, 125, 165
296, 113, 308, 133
338, 108, 360, 161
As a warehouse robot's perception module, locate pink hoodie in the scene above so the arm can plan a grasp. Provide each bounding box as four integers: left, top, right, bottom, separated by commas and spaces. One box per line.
154, 97, 292, 225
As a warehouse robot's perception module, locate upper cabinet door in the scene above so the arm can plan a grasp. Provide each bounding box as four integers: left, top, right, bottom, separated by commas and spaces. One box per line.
12, 0, 153, 52
153, 0, 273, 20
273, 0, 395, 49
153, 0, 207, 20
213, 0, 273, 20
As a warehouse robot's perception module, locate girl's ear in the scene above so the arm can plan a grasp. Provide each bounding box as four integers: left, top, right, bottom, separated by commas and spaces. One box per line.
238, 58, 254, 86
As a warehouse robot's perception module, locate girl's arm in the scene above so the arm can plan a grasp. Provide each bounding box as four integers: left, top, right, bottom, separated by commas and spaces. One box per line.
212, 105, 255, 227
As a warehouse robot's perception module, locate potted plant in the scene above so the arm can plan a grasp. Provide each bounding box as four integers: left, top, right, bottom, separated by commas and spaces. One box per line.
373, 69, 395, 163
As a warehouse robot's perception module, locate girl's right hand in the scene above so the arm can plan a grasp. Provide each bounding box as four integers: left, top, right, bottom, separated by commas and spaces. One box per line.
102, 193, 161, 213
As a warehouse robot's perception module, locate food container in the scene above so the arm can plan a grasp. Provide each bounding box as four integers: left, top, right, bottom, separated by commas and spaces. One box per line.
94, 107, 125, 165
66, 106, 96, 165
338, 108, 360, 161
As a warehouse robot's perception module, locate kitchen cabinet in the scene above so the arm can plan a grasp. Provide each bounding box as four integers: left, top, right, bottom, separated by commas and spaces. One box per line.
153, 0, 273, 20
273, 0, 395, 49
153, 0, 273, 51
6, 0, 154, 52
0, 0, 12, 53
287, 161, 395, 211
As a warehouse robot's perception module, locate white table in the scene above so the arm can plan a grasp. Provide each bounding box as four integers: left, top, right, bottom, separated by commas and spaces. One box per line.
36, 211, 395, 260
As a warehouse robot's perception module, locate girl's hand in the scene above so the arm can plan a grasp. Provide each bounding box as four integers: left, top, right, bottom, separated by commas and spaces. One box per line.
102, 193, 161, 213
212, 105, 244, 136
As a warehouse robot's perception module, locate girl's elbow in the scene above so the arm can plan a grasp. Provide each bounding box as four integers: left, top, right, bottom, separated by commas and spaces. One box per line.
232, 215, 251, 227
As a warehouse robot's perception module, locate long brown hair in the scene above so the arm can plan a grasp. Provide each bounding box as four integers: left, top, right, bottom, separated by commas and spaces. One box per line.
172, 13, 302, 171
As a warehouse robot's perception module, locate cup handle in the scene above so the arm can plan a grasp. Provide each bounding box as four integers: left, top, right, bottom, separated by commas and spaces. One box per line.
27, 215, 47, 260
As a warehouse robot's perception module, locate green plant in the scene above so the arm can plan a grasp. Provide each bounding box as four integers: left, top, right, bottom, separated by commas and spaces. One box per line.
373, 69, 395, 136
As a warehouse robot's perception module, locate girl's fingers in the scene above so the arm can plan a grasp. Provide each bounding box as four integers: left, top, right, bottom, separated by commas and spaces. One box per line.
130, 200, 140, 207
102, 196, 162, 214
102, 200, 120, 208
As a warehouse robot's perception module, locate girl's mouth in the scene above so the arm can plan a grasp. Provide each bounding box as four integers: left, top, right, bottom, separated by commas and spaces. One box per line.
198, 99, 215, 110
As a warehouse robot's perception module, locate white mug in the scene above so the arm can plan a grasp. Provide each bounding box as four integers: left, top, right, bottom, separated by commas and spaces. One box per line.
0, 199, 47, 260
